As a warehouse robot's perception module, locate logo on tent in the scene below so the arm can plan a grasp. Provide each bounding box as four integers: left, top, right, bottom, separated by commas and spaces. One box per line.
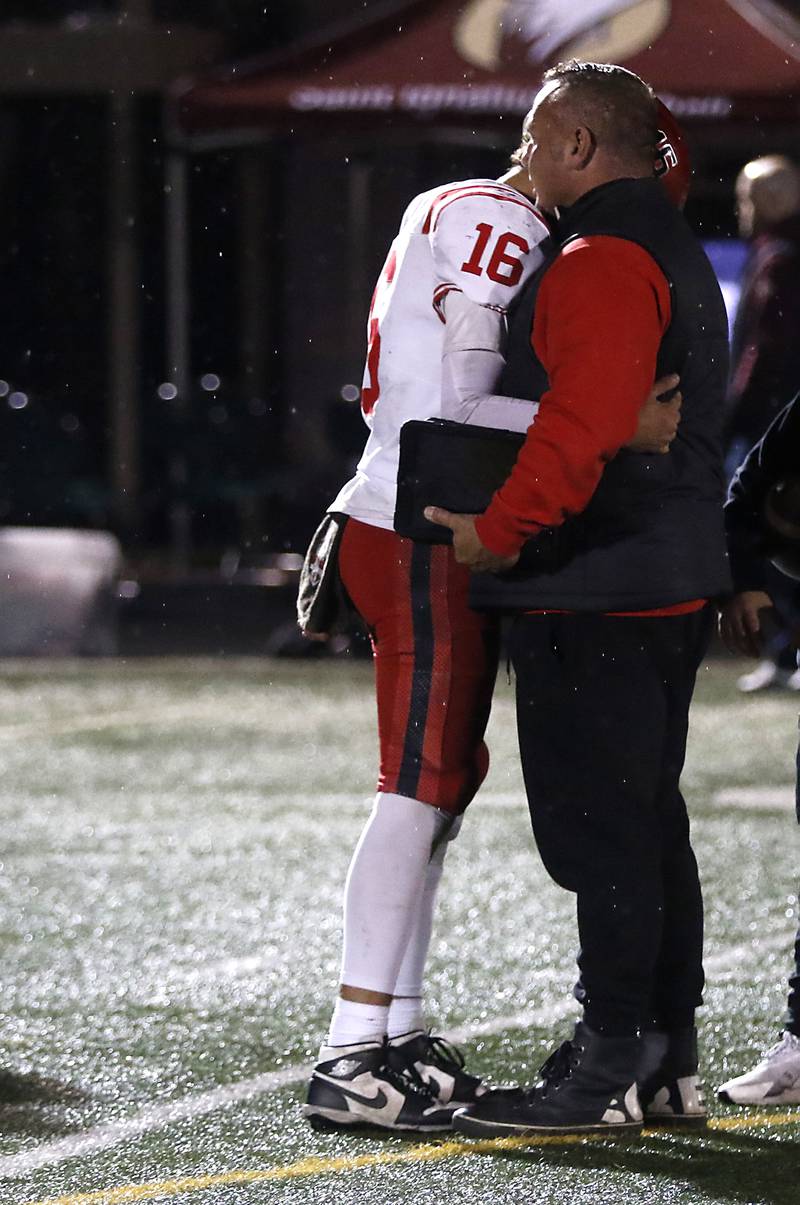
453, 0, 671, 72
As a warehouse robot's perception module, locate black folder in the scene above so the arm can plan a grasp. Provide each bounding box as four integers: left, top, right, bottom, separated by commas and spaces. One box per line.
394, 418, 525, 543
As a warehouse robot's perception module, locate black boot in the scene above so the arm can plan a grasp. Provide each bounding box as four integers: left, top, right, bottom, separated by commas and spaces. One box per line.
638, 1027, 707, 1129
453, 1021, 643, 1138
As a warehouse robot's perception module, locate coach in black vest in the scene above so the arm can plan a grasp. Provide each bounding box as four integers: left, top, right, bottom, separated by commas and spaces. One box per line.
428, 62, 731, 1139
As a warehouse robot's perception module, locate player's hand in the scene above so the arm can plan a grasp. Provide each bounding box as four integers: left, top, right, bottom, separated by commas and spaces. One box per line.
718, 590, 775, 657
423, 508, 519, 572
626, 373, 682, 454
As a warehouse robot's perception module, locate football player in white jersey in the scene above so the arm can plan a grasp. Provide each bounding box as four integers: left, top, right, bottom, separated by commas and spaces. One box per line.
303, 116, 685, 1135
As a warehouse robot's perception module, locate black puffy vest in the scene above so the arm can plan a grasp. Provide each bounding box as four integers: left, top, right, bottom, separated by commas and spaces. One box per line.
471, 177, 732, 612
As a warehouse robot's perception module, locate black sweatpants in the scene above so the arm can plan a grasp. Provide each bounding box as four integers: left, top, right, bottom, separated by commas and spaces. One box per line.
509, 606, 713, 1037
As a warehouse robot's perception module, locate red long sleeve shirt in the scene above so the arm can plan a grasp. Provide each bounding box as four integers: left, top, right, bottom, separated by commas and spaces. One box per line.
475, 235, 671, 557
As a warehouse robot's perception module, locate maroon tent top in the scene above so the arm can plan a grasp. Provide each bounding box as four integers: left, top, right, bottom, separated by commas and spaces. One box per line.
174, 0, 800, 137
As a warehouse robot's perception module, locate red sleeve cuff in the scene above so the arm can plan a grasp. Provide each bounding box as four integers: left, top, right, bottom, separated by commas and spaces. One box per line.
475, 507, 542, 557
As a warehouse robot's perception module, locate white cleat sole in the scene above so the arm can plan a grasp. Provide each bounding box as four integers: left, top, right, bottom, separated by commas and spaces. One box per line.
717, 1085, 800, 1106
303, 1103, 454, 1132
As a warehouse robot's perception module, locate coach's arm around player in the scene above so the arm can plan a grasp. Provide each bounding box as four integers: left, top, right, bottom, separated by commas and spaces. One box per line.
428, 358, 684, 572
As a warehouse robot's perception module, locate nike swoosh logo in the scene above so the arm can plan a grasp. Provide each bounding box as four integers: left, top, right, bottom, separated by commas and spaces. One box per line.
317, 1076, 389, 1110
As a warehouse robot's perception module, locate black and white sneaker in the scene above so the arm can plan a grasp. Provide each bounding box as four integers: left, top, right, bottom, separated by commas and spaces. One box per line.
303, 1040, 458, 1133
386, 1030, 492, 1107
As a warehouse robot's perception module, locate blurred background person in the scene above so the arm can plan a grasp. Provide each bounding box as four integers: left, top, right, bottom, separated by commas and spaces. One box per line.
725, 155, 800, 693
717, 395, 800, 1104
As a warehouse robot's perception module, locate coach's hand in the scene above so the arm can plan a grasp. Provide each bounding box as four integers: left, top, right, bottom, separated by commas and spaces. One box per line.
718, 590, 775, 657
424, 508, 519, 572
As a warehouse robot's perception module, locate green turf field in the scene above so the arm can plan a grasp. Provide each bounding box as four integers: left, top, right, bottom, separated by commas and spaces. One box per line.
0, 654, 797, 1205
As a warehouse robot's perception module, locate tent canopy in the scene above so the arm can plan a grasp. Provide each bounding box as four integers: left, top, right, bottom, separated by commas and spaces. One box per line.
174, 0, 800, 140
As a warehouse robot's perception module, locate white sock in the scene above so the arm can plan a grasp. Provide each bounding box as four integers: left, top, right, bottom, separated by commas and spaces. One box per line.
338, 793, 446, 995
388, 814, 462, 1039
326, 997, 388, 1048
387, 997, 426, 1039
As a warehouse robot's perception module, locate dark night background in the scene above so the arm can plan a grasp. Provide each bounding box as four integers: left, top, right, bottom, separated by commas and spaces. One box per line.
0, 2, 385, 558
2, 1, 800, 568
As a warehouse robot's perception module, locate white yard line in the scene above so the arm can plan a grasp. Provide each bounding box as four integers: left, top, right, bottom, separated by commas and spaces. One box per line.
704, 932, 790, 972
0, 1067, 304, 1181
0, 705, 231, 741
0, 932, 792, 1182
165, 954, 272, 984
0, 702, 794, 817
477, 789, 799, 811
712, 786, 796, 810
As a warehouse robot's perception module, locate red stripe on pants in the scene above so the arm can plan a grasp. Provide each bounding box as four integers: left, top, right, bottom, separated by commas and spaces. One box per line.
338, 519, 498, 813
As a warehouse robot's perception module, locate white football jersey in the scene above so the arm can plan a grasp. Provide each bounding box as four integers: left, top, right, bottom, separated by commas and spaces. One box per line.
329, 178, 551, 529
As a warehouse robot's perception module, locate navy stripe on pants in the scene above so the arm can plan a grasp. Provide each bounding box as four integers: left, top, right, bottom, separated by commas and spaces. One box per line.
396, 543, 434, 800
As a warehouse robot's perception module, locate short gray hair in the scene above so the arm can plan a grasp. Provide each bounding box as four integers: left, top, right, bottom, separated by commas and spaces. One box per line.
541, 60, 658, 167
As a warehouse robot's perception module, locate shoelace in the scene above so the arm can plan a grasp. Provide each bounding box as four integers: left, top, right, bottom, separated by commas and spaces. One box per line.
424, 1033, 467, 1074
531, 1039, 583, 1099
382, 1048, 438, 1100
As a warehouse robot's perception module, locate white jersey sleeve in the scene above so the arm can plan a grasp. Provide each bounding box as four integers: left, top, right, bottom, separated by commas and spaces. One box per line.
440, 290, 540, 433
428, 186, 551, 312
